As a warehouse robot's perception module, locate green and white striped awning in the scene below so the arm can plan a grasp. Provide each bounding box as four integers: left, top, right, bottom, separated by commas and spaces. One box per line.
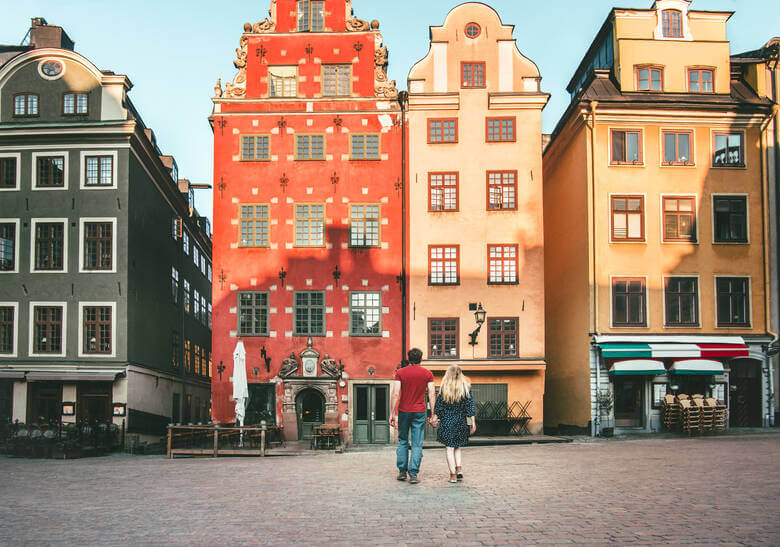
608, 360, 667, 376
669, 359, 726, 376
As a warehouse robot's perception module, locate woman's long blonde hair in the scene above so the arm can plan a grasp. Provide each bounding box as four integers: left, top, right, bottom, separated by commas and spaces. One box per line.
440, 365, 470, 403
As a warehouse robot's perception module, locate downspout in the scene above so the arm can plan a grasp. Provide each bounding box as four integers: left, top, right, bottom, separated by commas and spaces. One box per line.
770, 52, 780, 426
399, 91, 408, 363
587, 101, 601, 435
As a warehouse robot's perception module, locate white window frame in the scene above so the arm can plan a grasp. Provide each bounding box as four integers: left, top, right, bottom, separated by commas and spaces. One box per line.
29, 301, 67, 358
77, 301, 117, 358
32, 151, 69, 191
183, 231, 190, 255
30, 218, 68, 274
0, 218, 20, 274
0, 301, 19, 357
0, 153, 21, 191
79, 150, 118, 190
194, 246, 200, 268
78, 217, 117, 273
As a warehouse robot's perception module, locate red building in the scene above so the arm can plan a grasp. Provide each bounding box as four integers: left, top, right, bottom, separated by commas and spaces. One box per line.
210, 0, 403, 443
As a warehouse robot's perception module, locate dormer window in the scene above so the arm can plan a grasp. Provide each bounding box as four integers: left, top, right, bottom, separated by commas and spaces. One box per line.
63, 92, 88, 115
297, 1, 324, 32
662, 10, 683, 38
636, 66, 663, 92
688, 69, 714, 93
13, 93, 39, 117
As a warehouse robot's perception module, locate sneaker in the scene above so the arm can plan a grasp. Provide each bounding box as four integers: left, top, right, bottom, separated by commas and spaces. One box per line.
397, 471, 407, 481
408, 474, 419, 484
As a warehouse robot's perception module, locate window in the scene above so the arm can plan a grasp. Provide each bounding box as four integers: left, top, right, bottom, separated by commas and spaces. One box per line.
688, 69, 713, 93
194, 289, 200, 320
208, 303, 213, 329
83, 221, 113, 270
295, 135, 325, 160
171, 267, 179, 303
636, 66, 663, 91
652, 384, 669, 409
63, 92, 88, 115
349, 204, 380, 247
350, 292, 381, 336
194, 345, 201, 376
183, 231, 190, 255
295, 204, 324, 247
322, 65, 351, 97
713, 196, 747, 243
239, 204, 269, 247
83, 306, 112, 354
0, 222, 17, 272
183, 280, 191, 313
0, 157, 17, 189
350, 134, 380, 160
13, 93, 38, 116
713, 132, 744, 167
662, 196, 696, 242
200, 295, 207, 326
207, 352, 212, 378
486, 118, 515, 142
716, 277, 750, 327
429, 318, 458, 359
611, 196, 644, 241
184, 340, 191, 373
36, 156, 65, 187
487, 171, 517, 210
269, 66, 297, 97
665, 277, 698, 326
34, 221, 65, 270
294, 291, 325, 336
610, 129, 642, 164
488, 245, 518, 284
465, 23, 481, 39
33, 305, 63, 353
612, 278, 647, 327
240, 135, 270, 161
429, 245, 459, 285
428, 119, 457, 143
488, 318, 518, 358
207, 265, 212, 282
200, 256, 206, 276
663, 131, 693, 165
0, 306, 14, 354
662, 9, 682, 38
193, 247, 200, 268
429, 173, 458, 212
461, 62, 485, 88
297, 0, 324, 32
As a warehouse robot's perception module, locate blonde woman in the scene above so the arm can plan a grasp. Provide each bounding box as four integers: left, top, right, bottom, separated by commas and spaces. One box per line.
434, 365, 476, 483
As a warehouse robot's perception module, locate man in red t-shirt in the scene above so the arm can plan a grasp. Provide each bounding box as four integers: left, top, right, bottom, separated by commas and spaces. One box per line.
390, 348, 437, 484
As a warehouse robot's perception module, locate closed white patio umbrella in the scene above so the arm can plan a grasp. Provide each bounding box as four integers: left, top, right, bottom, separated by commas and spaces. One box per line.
232, 341, 249, 446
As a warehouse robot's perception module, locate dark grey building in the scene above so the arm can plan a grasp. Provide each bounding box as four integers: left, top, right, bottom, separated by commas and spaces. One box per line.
0, 19, 212, 443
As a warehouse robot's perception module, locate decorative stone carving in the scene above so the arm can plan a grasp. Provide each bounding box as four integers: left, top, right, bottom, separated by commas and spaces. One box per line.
300, 338, 320, 377
346, 15, 370, 32
375, 45, 388, 67
280, 353, 299, 378
252, 18, 276, 33
224, 34, 248, 98
320, 355, 341, 378
373, 40, 398, 99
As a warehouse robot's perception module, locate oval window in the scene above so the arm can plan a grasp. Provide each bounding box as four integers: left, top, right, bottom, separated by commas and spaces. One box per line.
465, 23, 481, 39
41, 60, 63, 77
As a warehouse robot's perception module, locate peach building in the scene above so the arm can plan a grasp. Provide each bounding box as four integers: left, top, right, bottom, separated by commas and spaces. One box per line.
406, 3, 548, 434
543, 0, 776, 435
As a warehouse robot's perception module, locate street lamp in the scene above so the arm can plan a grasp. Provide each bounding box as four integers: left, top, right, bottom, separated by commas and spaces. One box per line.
468, 303, 487, 346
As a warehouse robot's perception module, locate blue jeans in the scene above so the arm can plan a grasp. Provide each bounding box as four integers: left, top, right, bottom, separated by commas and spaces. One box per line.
396, 411, 427, 475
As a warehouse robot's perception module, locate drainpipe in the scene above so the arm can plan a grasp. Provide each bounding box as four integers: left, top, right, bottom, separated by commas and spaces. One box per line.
399, 91, 408, 363
586, 101, 601, 435
770, 51, 780, 426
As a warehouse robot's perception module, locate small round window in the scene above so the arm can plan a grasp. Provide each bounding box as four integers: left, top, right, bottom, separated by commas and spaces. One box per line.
465, 23, 481, 39
42, 60, 62, 77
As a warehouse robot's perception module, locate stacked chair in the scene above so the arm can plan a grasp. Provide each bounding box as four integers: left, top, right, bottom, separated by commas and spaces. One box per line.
662, 393, 728, 435
662, 394, 680, 431
679, 398, 702, 435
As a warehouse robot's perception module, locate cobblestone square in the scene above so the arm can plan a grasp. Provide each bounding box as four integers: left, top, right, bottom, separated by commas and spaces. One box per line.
1, 433, 779, 545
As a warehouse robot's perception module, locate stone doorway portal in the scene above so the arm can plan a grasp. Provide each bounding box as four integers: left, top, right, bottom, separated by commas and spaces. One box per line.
296, 388, 325, 440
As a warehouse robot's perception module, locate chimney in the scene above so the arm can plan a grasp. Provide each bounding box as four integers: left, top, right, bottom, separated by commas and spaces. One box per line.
29, 18, 75, 51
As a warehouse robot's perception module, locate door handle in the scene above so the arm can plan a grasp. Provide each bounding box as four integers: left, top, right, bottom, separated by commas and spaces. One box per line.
371, 412, 375, 420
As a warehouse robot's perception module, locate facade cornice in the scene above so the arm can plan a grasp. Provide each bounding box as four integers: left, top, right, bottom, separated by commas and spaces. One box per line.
407, 93, 459, 111
488, 92, 550, 110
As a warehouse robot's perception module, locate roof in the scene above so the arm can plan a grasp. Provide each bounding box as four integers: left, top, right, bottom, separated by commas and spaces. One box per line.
0, 45, 31, 69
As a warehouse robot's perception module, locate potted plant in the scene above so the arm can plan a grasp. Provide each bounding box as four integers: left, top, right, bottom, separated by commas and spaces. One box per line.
596, 390, 614, 437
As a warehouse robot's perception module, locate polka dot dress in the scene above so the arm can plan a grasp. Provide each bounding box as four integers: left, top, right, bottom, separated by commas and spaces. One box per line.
434, 392, 475, 448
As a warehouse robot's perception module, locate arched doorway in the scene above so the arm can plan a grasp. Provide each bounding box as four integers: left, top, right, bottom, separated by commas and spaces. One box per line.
730, 359, 763, 427
295, 388, 325, 440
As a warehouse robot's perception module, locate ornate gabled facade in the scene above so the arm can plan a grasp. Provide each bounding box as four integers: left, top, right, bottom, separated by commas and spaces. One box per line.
210, 0, 403, 444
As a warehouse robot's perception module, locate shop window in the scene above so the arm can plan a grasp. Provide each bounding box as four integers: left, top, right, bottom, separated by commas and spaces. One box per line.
0, 222, 17, 271
662, 130, 693, 165
428, 119, 457, 143
487, 171, 517, 210
716, 277, 750, 327
13, 93, 38, 117
663, 196, 696, 242
295, 135, 325, 160
294, 291, 325, 336
488, 245, 518, 285
0, 381, 11, 423
636, 66, 663, 91
349, 204, 380, 247
34, 221, 65, 271
350, 134, 380, 160
83, 221, 113, 270
429, 245, 459, 285
239, 204, 269, 247
349, 292, 381, 336
0, 157, 17, 189
36, 156, 65, 187
429, 318, 458, 359
610, 129, 642, 164
82, 305, 112, 354
28, 382, 62, 425
429, 173, 458, 212
269, 66, 297, 97
612, 278, 647, 327
688, 69, 713, 93
33, 305, 64, 353
63, 92, 88, 115
664, 277, 698, 326
297, 0, 324, 32
238, 292, 269, 337
322, 65, 351, 97
611, 196, 644, 241
295, 204, 324, 247
662, 10, 682, 38
713, 132, 744, 167
486, 117, 515, 142
488, 318, 518, 358
461, 62, 485, 88
240, 135, 270, 161
713, 196, 747, 243
651, 383, 669, 409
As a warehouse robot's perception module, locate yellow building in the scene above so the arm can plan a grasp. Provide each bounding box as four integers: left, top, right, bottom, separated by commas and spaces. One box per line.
406, 3, 548, 434
543, 0, 776, 435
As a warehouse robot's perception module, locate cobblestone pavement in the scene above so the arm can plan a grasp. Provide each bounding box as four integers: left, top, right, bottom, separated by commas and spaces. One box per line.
1, 433, 779, 545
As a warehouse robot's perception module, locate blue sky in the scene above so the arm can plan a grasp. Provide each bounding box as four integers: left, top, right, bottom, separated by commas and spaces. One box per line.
2, 1, 778, 222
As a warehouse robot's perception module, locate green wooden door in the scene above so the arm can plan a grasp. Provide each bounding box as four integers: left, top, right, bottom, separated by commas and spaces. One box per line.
353, 385, 390, 444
